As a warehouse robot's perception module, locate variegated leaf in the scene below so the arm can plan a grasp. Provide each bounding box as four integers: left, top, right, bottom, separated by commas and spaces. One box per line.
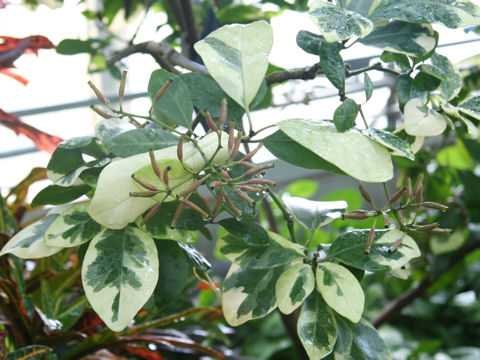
217, 231, 306, 269
297, 292, 338, 359
277, 119, 393, 183
194, 21, 273, 111
222, 263, 285, 326
328, 229, 421, 271
309, 1, 373, 43
45, 202, 103, 247
420, 53, 462, 100
362, 128, 415, 160
404, 98, 448, 136
316, 262, 364, 323
54, 158, 110, 187
0, 205, 68, 259
81, 227, 159, 331
275, 263, 315, 315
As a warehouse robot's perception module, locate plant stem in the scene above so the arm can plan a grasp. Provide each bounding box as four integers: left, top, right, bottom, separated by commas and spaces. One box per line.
267, 187, 297, 244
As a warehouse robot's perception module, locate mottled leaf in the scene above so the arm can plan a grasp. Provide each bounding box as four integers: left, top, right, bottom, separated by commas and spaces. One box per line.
320, 41, 345, 91
297, 293, 337, 359
364, 73, 373, 102
44, 202, 103, 247
309, 0, 373, 42
420, 53, 462, 100
328, 229, 421, 271
222, 263, 285, 326
275, 264, 315, 315
219, 218, 270, 246
362, 128, 414, 160
81, 227, 159, 331
316, 262, 364, 323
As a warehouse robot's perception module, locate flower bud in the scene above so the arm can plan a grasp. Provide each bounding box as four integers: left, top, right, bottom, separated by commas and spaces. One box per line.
228, 121, 235, 151
416, 222, 439, 232
342, 210, 377, 220
224, 194, 242, 217
365, 218, 377, 254
358, 183, 374, 205
210, 181, 225, 189
219, 169, 231, 180
239, 185, 263, 192
381, 211, 390, 228
171, 203, 186, 229
219, 98, 227, 127
204, 110, 219, 132
389, 187, 406, 204
198, 194, 211, 215
414, 173, 424, 197
148, 149, 163, 180
422, 201, 448, 212
177, 136, 184, 162
235, 189, 255, 206
230, 130, 243, 160
153, 79, 173, 104
406, 178, 413, 201
244, 178, 276, 186
242, 144, 263, 161
179, 179, 204, 197
91, 105, 113, 119
163, 166, 171, 186
241, 163, 274, 178
131, 174, 158, 191
388, 236, 403, 253
119, 70, 127, 100
182, 199, 210, 219
88, 81, 109, 105
142, 202, 161, 225
129, 191, 158, 197
237, 161, 257, 169
429, 228, 452, 235
212, 191, 224, 216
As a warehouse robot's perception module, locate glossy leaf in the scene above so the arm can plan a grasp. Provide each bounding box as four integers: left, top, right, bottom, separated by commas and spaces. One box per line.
106, 128, 178, 158
396, 75, 423, 112
88, 132, 229, 229
420, 53, 462, 100
309, 0, 373, 42
362, 128, 414, 160
219, 218, 270, 246
178, 242, 211, 272
316, 262, 364, 323
328, 229, 421, 271
222, 263, 285, 326
296, 30, 323, 55
53, 158, 110, 187
151, 240, 192, 308
404, 98, 447, 136
282, 195, 347, 232
360, 21, 436, 57
194, 21, 273, 111
217, 231, 305, 269
297, 293, 337, 359
0, 206, 68, 259
81, 227, 159, 331
275, 263, 315, 315
440, 102, 478, 138
263, 130, 345, 175
95, 118, 136, 147
459, 96, 480, 120
277, 119, 393, 182
31, 184, 91, 207
148, 69, 193, 129
326, 316, 393, 360
334, 99, 358, 132
320, 41, 345, 91
46, 147, 84, 184
44, 202, 103, 247
370, 0, 480, 29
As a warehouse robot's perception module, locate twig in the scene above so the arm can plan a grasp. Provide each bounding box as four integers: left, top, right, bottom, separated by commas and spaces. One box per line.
372, 238, 480, 328
265, 62, 322, 86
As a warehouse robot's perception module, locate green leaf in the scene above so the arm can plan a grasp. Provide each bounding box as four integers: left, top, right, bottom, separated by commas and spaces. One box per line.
53, 158, 110, 187
151, 240, 192, 308
334, 99, 358, 132
106, 128, 178, 158
81, 226, 159, 331
194, 21, 273, 111
263, 130, 346, 175
286, 179, 319, 198
88, 132, 229, 229
32, 184, 91, 207
44, 202, 103, 248
309, 0, 373, 42
179, 72, 245, 127
54, 295, 88, 331
316, 262, 364, 323
297, 293, 337, 359
396, 75, 423, 112
46, 147, 84, 184
148, 69, 193, 129
58, 135, 98, 150
328, 229, 421, 271
319, 41, 345, 91
413, 71, 441, 92
6, 345, 52, 360
282, 195, 347, 232
178, 242, 211, 272
216, 4, 274, 24
0, 206, 68, 259
440, 102, 478, 138
296, 30, 323, 55
362, 128, 415, 160
56, 38, 100, 54
370, 0, 480, 29
217, 231, 305, 269
381, 51, 411, 71
404, 98, 448, 136
95, 118, 136, 147
326, 316, 393, 360
360, 21, 436, 57
222, 263, 285, 326
277, 119, 393, 182
364, 73, 373, 102
219, 218, 270, 246
420, 53, 462, 100
275, 263, 315, 315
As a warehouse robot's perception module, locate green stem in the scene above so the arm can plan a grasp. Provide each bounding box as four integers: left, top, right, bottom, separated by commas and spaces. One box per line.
267, 187, 297, 244
358, 105, 369, 128
348, 63, 401, 77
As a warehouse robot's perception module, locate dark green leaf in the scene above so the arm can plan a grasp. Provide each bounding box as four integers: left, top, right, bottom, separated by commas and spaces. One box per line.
178, 242, 211, 272
0, 194, 17, 237
32, 185, 91, 207
46, 148, 84, 183
263, 130, 345, 174
420, 53, 462, 100
319, 41, 345, 91
219, 218, 270, 246
381, 51, 411, 71
396, 74, 423, 112
413, 71, 441, 91
56, 39, 99, 55
216, 4, 274, 24
106, 128, 178, 158
334, 99, 358, 132
364, 73, 373, 102
148, 69, 194, 129
296, 30, 323, 55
